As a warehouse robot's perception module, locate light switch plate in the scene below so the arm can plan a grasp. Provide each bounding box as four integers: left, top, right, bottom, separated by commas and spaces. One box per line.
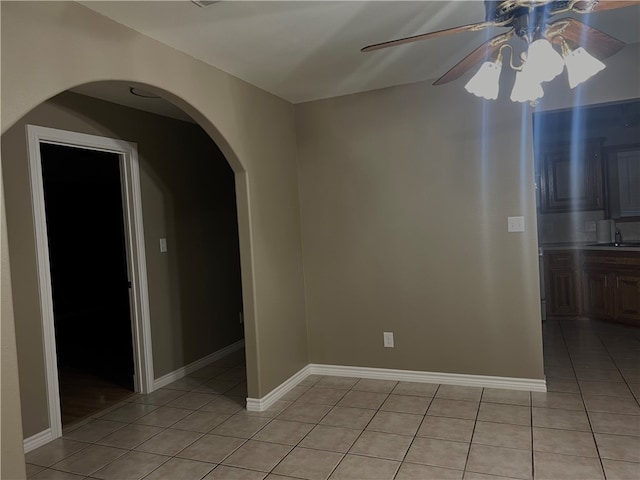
160, 238, 167, 253
508, 216, 525, 232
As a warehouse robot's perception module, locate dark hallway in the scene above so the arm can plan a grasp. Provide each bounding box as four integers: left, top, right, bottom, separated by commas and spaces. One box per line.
41, 142, 136, 426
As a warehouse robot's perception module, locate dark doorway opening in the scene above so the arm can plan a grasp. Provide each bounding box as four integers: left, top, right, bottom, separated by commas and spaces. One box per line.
40, 142, 135, 427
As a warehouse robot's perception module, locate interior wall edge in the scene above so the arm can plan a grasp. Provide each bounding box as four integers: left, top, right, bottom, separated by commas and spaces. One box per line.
0, 151, 28, 478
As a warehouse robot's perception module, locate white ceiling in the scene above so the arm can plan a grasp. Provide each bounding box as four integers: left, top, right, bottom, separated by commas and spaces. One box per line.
77, 0, 639, 109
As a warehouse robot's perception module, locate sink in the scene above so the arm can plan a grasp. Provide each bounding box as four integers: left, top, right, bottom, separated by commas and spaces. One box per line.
587, 242, 640, 248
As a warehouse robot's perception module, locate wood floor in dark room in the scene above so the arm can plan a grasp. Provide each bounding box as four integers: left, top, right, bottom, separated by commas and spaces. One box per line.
58, 368, 135, 428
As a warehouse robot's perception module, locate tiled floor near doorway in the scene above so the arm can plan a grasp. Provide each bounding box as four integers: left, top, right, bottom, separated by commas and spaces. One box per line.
25, 320, 639, 479
58, 369, 134, 427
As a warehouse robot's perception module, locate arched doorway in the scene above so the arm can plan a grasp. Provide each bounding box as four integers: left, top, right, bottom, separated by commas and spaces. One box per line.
3, 80, 252, 447
3, 5, 309, 472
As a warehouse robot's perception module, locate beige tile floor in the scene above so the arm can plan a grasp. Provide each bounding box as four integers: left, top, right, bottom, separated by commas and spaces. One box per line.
25, 319, 640, 479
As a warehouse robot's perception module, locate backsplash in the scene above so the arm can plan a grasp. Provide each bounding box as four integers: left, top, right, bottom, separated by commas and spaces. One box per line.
538, 211, 640, 244
617, 221, 640, 243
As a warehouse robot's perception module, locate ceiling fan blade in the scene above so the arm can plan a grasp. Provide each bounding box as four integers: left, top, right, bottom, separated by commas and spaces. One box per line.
547, 17, 625, 60
432, 30, 513, 86
574, 0, 640, 13
361, 21, 495, 53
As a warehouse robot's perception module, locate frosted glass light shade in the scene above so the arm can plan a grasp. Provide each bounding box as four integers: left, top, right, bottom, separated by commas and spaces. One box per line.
464, 61, 502, 100
526, 39, 565, 82
510, 68, 544, 103
564, 47, 605, 88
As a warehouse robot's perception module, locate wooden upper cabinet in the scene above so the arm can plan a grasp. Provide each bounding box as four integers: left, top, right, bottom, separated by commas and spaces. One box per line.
605, 143, 640, 220
539, 139, 604, 213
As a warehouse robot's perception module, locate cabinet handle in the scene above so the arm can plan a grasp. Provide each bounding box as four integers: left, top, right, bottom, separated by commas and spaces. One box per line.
605, 277, 608, 287
616, 277, 620, 289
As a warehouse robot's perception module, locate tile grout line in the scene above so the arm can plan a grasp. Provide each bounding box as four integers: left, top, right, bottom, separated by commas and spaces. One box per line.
589, 323, 640, 478
265, 375, 349, 479
596, 328, 640, 411
461, 386, 483, 478
331, 378, 395, 479
236, 375, 356, 479
47, 357, 248, 479
27, 334, 640, 480
141, 358, 250, 480
390, 383, 441, 480
559, 320, 607, 480
529, 388, 535, 480
167, 364, 252, 476
281, 376, 396, 480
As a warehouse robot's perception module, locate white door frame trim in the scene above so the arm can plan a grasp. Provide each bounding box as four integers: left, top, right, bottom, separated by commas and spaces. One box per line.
26, 125, 154, 440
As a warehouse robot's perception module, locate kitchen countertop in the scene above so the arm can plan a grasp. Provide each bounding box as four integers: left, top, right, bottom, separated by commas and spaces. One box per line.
541, 243, 640, 252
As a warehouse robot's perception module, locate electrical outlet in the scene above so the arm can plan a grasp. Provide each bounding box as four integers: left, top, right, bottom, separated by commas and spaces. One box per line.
585, 221, 596, 232
383, 332, 394, 348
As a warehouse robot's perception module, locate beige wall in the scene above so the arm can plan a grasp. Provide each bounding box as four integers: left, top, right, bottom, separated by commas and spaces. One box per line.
2, 91, 248, 436
296, 79, 546, 379
1, 0, 309, 445
0, 5, 27, 473
1, 162, 27, 479
295, 42, 640, 379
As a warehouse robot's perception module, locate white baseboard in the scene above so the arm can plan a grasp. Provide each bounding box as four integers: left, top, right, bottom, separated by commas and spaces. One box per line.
309, 364, 547, 392
153, 339, 245, 390
246, 365, 310, 412
24, 428, 53, 453
245, 363, 546, 412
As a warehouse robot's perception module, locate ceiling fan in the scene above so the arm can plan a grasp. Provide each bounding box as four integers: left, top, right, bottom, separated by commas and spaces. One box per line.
362, 1, 638, 102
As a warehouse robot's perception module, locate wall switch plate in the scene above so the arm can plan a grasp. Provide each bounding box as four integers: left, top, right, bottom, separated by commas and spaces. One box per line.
160, 238, 167, 252
383, 332, 394, 348
507, 216, 525, 233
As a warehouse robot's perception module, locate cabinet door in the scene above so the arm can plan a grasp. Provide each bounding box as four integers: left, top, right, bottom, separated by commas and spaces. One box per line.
614, 274, 640, 324
546, 268, 581, 316
539, 140, 604, 213
583, 270, 614, 319
606, 144, 640, 220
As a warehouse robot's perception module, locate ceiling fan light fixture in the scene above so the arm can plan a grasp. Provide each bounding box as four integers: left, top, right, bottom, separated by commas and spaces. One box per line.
361, 0, 628, 104
510, 68, 544, 103
563, 46, 606, 88
464, 60, 502, 100
525, 38, 565, 83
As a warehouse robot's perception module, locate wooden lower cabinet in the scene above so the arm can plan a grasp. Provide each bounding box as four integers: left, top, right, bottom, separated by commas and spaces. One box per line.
614, 274, 640, 323
545, 249, 640, 325
545, 251, 582, 316
582, 251, 640, 326
547, 268, 582, 316
582, 269, 614, 319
